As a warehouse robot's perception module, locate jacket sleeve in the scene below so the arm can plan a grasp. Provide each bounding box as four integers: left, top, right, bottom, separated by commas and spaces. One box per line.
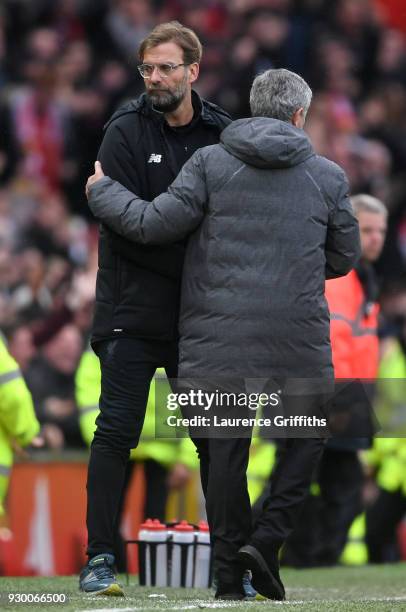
325, 172, 361, 279
88, 150, 207, 244
98, 122, 185, 277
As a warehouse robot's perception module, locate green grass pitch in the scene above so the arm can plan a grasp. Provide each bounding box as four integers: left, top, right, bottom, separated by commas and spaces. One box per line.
0, 565, 406, 611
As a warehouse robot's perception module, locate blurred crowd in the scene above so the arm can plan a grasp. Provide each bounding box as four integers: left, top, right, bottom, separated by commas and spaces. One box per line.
0, 0, 406, 449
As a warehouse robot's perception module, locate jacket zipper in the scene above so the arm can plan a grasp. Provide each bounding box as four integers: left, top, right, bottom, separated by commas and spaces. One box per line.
158, 122, 179, 179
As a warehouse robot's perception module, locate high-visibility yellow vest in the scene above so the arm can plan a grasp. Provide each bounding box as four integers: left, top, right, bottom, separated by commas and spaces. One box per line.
75, 348, 198, 469
366, 339, 406, 494
364, 437, 406, 496
247, 438, 276, 504
341, 340, 406, 566
374, 339, 406, 436
340, 513, 368, 565
0, 335, 40, 516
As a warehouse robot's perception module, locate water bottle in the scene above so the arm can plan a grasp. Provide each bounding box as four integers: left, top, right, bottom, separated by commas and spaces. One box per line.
149, 519, 169, 587
137, 519, 154, 586
170, 521, 195, 587
193, 521, 211, 587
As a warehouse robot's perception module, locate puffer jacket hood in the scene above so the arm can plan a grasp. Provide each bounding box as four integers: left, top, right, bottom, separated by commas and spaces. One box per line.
221, 117, 314, 169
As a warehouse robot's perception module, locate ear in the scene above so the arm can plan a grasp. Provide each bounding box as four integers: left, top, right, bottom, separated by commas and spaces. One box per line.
292, 107, 305, 128
188, 62, 200, 85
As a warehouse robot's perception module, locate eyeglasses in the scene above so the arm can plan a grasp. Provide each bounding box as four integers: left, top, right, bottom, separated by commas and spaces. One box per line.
137, 62, 189, 79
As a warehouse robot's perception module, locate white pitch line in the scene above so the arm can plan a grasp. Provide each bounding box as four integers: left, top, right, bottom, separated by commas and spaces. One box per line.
79, 608, 139, 612
78, 603, 254, 611
78, 608, 203, 612
78, 607, 201, 612
77, 594, 406, 612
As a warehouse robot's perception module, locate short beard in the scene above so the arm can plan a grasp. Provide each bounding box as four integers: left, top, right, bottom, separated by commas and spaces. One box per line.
147, 75, 188, 113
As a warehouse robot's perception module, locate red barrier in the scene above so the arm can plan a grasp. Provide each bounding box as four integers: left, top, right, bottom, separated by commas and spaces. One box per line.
2, 459, 144, 576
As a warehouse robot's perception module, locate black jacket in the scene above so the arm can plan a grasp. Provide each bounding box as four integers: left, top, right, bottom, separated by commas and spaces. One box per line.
92, 91, 231, 343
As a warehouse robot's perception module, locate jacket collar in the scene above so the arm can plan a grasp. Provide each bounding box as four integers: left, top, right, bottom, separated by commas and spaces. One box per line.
103, 90, 231, 131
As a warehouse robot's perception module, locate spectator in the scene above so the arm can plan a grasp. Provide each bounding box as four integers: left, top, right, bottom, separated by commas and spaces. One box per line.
25, 323, 83, 449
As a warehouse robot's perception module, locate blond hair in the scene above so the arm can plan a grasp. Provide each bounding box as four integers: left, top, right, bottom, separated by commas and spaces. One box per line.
138, 21, 202, 65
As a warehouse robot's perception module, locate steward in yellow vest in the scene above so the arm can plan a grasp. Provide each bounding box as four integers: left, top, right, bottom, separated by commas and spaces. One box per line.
0, 334, 40, 521
75, 347, 198, 496
364, 337, 406, 562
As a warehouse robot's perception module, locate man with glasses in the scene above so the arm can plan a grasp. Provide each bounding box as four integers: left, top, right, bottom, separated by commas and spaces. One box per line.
79, 21, 230, 596
86, 68, 360, 601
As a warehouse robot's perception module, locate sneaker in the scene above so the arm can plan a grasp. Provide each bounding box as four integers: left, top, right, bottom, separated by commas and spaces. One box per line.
238, 544, 285, 600
79, 553, 124, 596
242, 570, 265, 600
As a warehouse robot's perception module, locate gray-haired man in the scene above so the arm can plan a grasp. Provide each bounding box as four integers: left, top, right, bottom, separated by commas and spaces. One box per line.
86, 69, 360, 600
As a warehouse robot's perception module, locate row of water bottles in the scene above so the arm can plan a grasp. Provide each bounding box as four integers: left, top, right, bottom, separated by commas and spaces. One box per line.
137, 519, 211, 588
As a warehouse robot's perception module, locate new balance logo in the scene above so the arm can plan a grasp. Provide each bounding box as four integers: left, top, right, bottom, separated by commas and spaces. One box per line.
148, 153, 162, 163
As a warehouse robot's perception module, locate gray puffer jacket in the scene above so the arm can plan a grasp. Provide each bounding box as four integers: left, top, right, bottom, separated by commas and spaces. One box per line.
88, 117, 361, 380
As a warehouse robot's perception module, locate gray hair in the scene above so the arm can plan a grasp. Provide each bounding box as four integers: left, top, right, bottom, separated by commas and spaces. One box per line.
250, 68, 312, 122
350, 194, 388, 218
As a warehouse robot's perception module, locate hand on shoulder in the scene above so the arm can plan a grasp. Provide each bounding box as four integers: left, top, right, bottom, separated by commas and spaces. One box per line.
85, 161, 105, 199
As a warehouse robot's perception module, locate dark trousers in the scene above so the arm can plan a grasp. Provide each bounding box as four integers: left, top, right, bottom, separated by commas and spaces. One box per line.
192, 435, 326, 585
250, 438, 326, 563
192, 436, 252, 587
366, 488, 406, 563
282, 448, 363, 566
113, 459, 169, 572
86, 337, 178, 559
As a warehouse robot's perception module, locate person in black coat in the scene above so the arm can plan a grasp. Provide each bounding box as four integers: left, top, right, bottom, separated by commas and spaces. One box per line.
80, 21, 230, 598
